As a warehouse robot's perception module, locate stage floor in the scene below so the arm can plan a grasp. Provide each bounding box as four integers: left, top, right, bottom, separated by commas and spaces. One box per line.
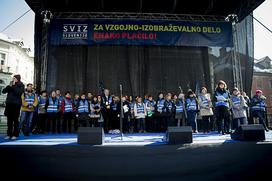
1, 131, 272, 146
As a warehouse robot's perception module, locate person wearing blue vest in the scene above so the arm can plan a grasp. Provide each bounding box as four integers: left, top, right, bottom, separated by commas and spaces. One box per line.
73, 94, 80, 132
251, 90, 269, 131
174, 93, 186, 127
162, 93, 175, 131
37, 90, 48, 134
155, 92, 165, 132
19, 83, 38, 136
76, 93, 91, 127
198, 87, 214, 133
61, 91, 74, 133
45, 90, 60, 133
230, 88, 248, 131
186, 90, 199, 133
145, 95, 156, 132
134, 96, 147, 133
213, 80, 231, 135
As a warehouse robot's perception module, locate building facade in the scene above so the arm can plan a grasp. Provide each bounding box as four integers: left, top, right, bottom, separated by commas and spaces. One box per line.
0, 33, 34, 85
0, 33, 34, 131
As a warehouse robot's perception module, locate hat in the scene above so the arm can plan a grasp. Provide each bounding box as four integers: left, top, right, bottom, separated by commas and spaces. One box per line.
256, 90, 262, 94
13, 74, 21, 81
233, 87, 239, 91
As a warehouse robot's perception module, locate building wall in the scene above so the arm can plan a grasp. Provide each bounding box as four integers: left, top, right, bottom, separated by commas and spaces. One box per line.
0, 39, 34, 85
252, 73, 272, 115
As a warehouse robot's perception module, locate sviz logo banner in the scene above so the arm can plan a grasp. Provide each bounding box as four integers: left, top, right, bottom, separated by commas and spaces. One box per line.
62, 24, 88, 39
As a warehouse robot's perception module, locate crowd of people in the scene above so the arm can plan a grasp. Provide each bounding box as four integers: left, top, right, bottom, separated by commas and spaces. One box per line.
2, 75, 269, 140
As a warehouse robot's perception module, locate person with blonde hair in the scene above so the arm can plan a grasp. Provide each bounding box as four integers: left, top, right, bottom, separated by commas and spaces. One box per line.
230, 87, 248, 130
198, 87, 213, 133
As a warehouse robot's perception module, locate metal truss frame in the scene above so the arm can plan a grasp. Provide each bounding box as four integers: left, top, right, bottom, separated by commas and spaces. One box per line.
53, 12, 226, 22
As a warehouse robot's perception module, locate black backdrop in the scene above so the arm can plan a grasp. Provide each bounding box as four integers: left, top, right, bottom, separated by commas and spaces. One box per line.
47, 45, 211, 96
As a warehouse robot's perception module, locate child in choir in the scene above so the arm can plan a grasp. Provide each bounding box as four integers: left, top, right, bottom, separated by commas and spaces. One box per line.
134, 97, 147, 133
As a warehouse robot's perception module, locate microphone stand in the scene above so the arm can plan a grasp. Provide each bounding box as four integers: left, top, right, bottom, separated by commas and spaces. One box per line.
120, 84, 124, 140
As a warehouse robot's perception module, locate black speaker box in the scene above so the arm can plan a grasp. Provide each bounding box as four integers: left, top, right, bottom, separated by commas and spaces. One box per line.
77, 127, 104, 145
166, 126, 193, 144
231, 124, 265, 141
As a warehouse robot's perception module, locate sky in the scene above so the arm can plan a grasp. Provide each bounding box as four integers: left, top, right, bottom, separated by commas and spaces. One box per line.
0, 0, 271, 59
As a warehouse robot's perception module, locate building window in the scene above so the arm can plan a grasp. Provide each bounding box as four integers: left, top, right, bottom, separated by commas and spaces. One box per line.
0, 53, 6, 61
16, 59, 19, 73
0, 53, 6, 68
0, 86, 3, 95
257, 79, 262, 89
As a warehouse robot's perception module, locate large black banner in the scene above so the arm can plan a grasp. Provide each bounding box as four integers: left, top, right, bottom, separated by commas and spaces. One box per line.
50, 19, 233, 47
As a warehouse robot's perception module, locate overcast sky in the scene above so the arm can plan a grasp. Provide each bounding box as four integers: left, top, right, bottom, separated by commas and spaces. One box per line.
0, 0, 271, 59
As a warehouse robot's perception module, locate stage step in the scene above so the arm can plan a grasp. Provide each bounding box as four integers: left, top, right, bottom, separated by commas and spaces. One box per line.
0, 118, 7, 134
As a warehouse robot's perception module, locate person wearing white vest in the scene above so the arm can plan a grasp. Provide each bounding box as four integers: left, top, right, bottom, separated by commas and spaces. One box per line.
198, 87, 214, 133
230, 88, 248, 131
134, 97, 147, 133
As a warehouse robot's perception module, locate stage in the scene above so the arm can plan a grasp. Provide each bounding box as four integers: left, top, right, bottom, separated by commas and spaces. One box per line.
1, 131, 272, 146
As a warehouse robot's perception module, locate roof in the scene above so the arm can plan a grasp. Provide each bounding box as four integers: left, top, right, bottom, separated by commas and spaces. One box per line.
0, 33, 32, 55
25, 0, 264, 22
254, 56, 272, 73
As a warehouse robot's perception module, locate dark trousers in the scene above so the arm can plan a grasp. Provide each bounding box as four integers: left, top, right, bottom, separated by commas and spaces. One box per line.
215, 106, 230, 134
73, 114, 78, 132
122, 114, 129, 133
155, 112, 166, 132
252, 111, 268, 130
31, 111, 39, 133
137, 118, 145, 132
47, 113, 58, 133
146, 115, 155, 132
63, 112, 73, 133
37, 113, 47, 133
233, 117, 247, 130
187, 111, 197, 131
4, 103, 21, 137
202, 116, 212, 132
102, 111, 111, 133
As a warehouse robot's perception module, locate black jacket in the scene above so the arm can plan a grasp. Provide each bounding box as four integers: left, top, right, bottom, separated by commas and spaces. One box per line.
2, 82, 25, 105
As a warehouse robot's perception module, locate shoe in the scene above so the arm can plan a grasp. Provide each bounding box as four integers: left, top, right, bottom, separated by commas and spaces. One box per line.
11, 136, 17, 140
4, 136, 10, 140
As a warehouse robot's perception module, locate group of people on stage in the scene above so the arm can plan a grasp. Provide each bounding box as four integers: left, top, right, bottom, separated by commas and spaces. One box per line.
2, 74, 269, 140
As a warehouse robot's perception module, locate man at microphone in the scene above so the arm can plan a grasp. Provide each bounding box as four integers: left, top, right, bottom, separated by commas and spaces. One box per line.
101, 89, 113, 133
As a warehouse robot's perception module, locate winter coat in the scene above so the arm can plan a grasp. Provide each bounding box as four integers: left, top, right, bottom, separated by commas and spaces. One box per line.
230, 95, 247, 119
2, 82, 25, 105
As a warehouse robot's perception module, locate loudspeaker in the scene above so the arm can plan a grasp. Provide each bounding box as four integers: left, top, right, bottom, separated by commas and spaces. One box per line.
231, 124, 265, 141
166, 126, 193, 144
77, 127, 104, 145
